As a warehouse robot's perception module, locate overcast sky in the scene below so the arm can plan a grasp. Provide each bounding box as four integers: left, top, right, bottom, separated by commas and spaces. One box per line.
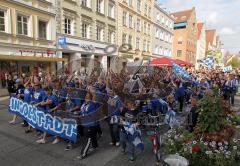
158, 0, 240, 54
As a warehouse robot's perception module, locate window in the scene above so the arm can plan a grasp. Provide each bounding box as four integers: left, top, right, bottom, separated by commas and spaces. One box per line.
82, 0, 91, 8
154, 46, 158, 54
155, 29, 159, 38
38, 20, 47, 39
97, 0, 104, 14
108, 30, 115, 44
144, 4, 147, 16
137, 0, 141, 12
128, 35, 132, 46
177, 50, 182, 57
178, 37, 183, 44
147, 24, 150, 35
148, 7, 151, 18
0, 10, 5, 32
166, 19, 169, 27
17, 15, 28, 35
108, 3, 114, 18
129, 15, 133, 28
64, 18, 71, 35
136, 19, 140, 32
129, 0, 132, 6
96, 26, 103, 41
143, 40, 146, 51
144, 22, 146, 34
122, 33, 127, 44
160, 47, 163, 55
136, 37, 140, 49
147, 41, 150, 52
160, 30, 163, 40
157, 13, 160, 21
161, 16, 164, 24
123, 11, 127, 26
82, 22, 90, 38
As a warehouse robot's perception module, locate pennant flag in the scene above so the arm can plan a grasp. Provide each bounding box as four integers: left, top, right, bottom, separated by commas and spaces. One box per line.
172, 63, 190, 79
200, 57, 214, 68
223, 65, 233, 73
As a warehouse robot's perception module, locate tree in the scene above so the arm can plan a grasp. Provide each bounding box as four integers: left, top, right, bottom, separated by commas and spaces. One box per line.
227, 57, 240, 68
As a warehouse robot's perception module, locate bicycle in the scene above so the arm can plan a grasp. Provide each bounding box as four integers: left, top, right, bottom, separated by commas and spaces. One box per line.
147, 114, 169, 166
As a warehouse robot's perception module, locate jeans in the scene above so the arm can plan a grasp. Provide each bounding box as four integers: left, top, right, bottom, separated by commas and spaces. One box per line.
120, 130, 135, 157
109, 124, 120, 143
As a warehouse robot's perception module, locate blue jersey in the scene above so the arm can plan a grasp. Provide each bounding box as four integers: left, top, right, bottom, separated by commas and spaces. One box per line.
108, 95, 122, 117
23, 87, 34, 103
33, 89, 46, 104
45, 95, 59, 110
16, 85, 25, 99
65, 92, 81, 110
81, 101, 98, 127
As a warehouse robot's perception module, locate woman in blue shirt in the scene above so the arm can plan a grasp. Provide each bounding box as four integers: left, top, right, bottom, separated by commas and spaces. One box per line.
78, 92, 99, 159
36, 86, 59, 144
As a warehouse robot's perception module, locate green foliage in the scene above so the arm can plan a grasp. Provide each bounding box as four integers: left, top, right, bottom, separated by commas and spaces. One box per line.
196, 90, 225, 134
227, 57, 240, 68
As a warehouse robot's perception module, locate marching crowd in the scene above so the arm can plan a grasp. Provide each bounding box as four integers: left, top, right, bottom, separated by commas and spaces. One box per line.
3, 66, 240, 163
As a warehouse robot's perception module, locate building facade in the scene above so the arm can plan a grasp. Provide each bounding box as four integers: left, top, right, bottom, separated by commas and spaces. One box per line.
0, 0, 60, 87
196, 22, 206, 68
56, 0, 117, 73
171, 8, 197, 64
152, 2, 174, 57
116, 0, 154, 61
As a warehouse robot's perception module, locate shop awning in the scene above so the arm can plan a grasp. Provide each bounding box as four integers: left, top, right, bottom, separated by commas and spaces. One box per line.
0, 55, 68, 62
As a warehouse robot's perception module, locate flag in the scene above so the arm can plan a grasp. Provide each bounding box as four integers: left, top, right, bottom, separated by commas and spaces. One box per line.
123, 122, 144, 151
172, 63, 190, 79
201, 57, 214, 68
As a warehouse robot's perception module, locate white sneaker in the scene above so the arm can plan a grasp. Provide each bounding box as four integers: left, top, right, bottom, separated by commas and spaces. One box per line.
9, 120, 16, 124
52, 138, 60, 145
36, 139, 46, 144
109, 142, 114, 146
116, 142, 120, 147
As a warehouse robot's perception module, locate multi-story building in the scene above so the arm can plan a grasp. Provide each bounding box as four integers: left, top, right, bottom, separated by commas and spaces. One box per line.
196, 22, 206, 68
152, 2, 174, 57
117, 0, 154, 61
171, 7, 197, 64
56, 0, 117, 73
0, 0, 60, 86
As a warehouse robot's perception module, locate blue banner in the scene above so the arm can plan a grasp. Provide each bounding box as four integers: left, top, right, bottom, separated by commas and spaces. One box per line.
9, 97, 77, 143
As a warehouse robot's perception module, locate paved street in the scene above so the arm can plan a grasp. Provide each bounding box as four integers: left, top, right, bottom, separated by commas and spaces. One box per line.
1, 96, 240, 166
0, 97, 155, 166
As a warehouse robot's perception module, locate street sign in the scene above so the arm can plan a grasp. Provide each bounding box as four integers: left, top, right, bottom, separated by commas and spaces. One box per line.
58, 38, 66, 45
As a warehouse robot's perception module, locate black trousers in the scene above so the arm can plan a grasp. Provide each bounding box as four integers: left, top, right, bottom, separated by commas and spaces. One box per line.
81, 126, 98, 157
178, 96, 184, 112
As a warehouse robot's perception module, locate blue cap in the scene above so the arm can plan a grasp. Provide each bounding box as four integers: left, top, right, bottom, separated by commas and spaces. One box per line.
67, 82, 75, 88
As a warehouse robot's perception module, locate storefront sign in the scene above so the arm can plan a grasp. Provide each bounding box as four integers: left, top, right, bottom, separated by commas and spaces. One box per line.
9, 97, 78, 142
80, 44, 95, 51
58, 38, 66, 45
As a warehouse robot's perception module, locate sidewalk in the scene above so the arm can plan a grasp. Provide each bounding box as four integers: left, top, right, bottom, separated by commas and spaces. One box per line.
0, 88, 8, 97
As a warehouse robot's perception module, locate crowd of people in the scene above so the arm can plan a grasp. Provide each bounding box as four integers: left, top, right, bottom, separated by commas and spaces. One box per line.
3, 65, 240, 163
